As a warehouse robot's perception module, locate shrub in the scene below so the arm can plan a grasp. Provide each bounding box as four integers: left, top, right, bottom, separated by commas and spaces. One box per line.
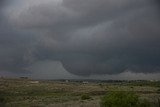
0, 96, 11, 103
80, 94, 91, 100
0, 97, 5, 103
157, 89, 160, 92
100, 91, 139, 107
139, 99, 150, 107
0, 96, 11, 107
158, 98, 160, 107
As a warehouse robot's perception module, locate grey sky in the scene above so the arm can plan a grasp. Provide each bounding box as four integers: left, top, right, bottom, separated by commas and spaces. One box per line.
0, 0, 160, 79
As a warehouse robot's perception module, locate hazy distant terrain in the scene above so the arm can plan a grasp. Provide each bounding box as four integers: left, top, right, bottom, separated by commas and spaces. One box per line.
0, 78, 160, 107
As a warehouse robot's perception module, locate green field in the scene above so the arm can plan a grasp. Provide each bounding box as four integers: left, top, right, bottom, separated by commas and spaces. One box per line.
0, 78, 160, 107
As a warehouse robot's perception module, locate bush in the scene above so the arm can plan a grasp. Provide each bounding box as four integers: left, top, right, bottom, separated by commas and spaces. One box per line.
80, 94, 91, 100
0, 96, 11, 103
157, 89, 160, 92
100, 91, 151, 107
0, 97, 5, 103
0, 96, 10, 107
100, 91, 142, 107
139, 99, 150, 107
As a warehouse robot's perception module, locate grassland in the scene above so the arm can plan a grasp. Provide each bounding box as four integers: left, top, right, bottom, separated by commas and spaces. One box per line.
0, 78, 160, 107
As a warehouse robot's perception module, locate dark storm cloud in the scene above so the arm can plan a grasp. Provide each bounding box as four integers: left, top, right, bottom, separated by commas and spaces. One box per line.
0, 0, 160, 76
0, 0, 5, 7
0, 11, 38, 74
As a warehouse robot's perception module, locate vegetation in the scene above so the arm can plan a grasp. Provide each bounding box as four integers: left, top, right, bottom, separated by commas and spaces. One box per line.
0, 78, 159, 107
80, 94, 91, 100
157, 89, 160, 92
100, 91, 150, 107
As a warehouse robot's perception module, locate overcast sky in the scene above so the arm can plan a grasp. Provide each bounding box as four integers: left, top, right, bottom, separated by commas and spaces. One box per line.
0, 0, 160, 80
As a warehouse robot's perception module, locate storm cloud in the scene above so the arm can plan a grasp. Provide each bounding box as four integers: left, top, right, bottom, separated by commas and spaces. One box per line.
0, 0, 160, 77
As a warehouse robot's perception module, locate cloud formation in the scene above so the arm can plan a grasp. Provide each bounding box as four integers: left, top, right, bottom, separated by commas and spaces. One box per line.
0, 0, 160, 77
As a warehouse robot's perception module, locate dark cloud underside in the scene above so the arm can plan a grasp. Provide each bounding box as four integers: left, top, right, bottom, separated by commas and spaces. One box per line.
0, 0, 160, 77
